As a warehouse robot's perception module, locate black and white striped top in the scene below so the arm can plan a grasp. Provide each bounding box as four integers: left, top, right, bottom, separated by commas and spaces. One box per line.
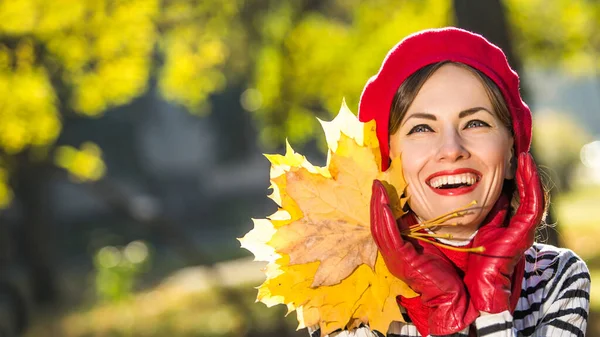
310, 243, 590, 337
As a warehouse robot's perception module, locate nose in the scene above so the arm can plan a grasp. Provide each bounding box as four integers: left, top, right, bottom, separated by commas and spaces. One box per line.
435, 130, 470, 162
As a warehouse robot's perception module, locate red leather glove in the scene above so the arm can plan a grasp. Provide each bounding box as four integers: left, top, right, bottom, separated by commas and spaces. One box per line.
396, 295, 431, 336
371, 180, 479, 336
464, 153, 544, 314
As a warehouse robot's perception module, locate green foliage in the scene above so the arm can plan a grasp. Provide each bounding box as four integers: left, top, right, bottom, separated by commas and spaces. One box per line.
505, 0, 600, 74
0, 39, 60, 154
0, 0, 243, 207
158, 0, 241, 114
0, 0, 158, 117
94, 241, 151, 302
55, 142, 106, 182
0, 167, 11, 207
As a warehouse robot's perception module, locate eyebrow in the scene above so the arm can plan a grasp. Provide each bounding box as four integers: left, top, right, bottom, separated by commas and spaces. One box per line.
401, 106, 492, 126
459, 107, 492, 118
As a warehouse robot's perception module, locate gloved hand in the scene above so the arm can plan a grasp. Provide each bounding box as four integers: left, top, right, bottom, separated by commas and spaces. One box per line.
464, 153, 544, 314
371, 180, 478, 336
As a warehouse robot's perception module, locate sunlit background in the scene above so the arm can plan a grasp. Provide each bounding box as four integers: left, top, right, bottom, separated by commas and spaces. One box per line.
0, 0, 598, 336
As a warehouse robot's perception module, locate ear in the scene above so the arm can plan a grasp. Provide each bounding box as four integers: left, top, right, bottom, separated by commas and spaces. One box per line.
504, 145, 516, 180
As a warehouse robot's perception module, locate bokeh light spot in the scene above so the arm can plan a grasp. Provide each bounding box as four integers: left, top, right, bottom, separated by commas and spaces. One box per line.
240, 88, 263, 112
124, 240, 149, 264
97, 246, 122, 268
581, 140, 600, 168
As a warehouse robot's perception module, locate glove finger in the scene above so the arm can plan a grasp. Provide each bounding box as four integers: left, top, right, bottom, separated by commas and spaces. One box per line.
471, 194, 510, 246
381, 200, 403, 251
371, 180, 401, 253
512, 153, 543, 237
397, 295, 430, 337
370, 180, 387, 250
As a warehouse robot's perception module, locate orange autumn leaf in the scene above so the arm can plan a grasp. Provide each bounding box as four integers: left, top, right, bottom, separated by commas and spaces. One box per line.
239, 101, 415, 336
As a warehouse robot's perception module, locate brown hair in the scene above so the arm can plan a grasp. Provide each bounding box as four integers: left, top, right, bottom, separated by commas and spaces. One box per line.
388, 61, 549, 224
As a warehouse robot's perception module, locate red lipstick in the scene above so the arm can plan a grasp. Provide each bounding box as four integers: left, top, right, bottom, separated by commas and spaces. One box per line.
426, 168, 481, 196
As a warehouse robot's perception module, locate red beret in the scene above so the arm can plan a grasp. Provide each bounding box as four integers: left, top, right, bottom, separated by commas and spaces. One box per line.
358, 27, 532, 171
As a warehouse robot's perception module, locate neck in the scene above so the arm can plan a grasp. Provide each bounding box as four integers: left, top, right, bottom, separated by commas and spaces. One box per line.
424, 227, 476, 246
427, 226, 478, 244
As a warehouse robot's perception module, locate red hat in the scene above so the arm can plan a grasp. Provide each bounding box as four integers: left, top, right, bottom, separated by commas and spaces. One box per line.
358, 27, 532, 171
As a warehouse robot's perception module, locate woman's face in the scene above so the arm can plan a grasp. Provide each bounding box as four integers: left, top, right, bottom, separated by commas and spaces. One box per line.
389, 64, 514, 238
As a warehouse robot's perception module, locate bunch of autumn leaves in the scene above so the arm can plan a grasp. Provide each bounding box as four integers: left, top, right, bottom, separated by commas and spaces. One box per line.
239, 102, 476, 336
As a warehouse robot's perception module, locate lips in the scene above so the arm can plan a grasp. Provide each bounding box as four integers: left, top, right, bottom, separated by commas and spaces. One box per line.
426, 168, 482, 196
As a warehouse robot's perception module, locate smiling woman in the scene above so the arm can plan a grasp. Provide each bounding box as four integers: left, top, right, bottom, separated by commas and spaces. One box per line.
310, 27, 591, 337
389, 63, 515, 241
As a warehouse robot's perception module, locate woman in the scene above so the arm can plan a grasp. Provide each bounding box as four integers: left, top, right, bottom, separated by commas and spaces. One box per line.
312, 28, 590, 337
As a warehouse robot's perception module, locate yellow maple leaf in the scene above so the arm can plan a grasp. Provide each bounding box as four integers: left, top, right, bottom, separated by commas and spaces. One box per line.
239, 101, 416, 336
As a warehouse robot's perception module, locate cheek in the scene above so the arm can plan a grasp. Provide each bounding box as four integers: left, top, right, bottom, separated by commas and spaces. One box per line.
476, 137, 513, 176
390, 138, 433, 183
397, 146, 427, 182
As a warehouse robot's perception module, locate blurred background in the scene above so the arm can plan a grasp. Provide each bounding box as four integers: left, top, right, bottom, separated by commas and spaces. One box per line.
0, 0, 598, 336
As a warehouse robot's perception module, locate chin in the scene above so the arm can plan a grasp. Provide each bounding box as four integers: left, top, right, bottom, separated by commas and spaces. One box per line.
454, 211, 485, 228
412, 197, 488, 227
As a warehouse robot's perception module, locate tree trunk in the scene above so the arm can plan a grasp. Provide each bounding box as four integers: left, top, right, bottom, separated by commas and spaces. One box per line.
453, 0, 561, 247
14, 155, 57, 304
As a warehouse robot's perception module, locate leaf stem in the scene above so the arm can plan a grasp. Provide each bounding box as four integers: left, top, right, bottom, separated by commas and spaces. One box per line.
406, 222, 458, 233
410, 200, 478, 229
409, 232, 453, 239
401, 200, 485, 252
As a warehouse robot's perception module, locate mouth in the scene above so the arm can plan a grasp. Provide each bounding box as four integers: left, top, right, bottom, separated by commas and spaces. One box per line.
426, 168, 481, 196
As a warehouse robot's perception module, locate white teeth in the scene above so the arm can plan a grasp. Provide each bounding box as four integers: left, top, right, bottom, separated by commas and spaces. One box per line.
429, 173, 479, 189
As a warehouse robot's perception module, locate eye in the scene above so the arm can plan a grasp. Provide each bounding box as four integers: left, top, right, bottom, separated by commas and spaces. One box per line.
464, 119, 491, 129
407, 124, 433, 135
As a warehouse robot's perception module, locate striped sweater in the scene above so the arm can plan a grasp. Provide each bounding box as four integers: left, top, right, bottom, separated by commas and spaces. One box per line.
309, 243, 590, 337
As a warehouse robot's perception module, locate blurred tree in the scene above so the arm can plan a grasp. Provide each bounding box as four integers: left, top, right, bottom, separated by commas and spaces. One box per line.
0, 1, 152, 318
0, 0, 244, 197
453, 0, 523, 84
0, 0, 243, 332
505, 0, 600, 76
